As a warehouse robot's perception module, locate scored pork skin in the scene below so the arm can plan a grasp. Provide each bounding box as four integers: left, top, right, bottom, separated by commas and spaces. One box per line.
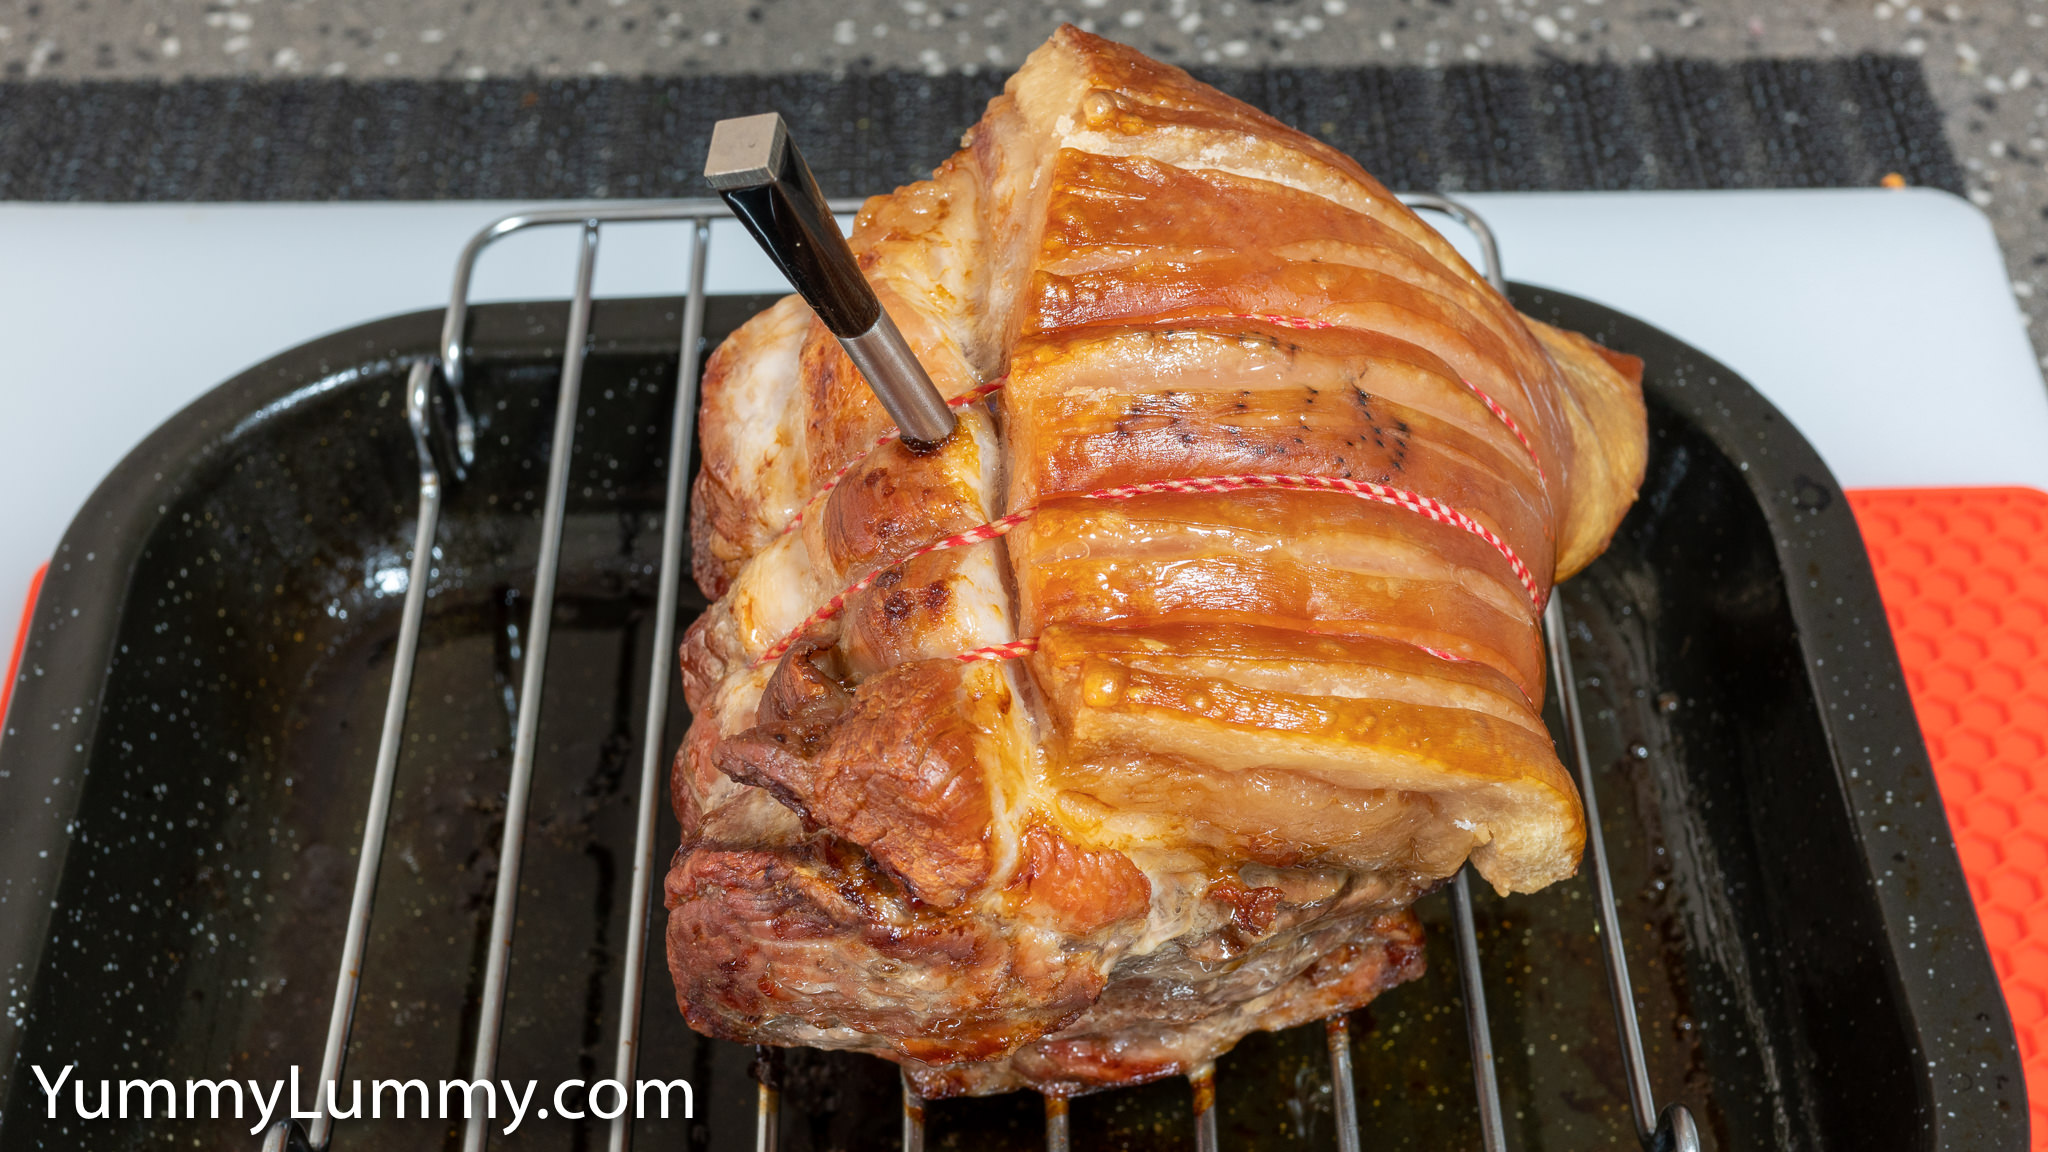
668, 25, 1647, 1096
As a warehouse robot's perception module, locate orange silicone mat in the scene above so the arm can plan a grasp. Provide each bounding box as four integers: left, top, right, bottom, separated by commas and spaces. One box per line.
1849, 486, 2048, 1144
0, 560, 44, 734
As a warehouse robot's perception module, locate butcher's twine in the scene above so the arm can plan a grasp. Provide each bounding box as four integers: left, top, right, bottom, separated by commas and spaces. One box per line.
754, 470, 1542, 668
772, 313, 1544, 541
749, 312, 1554, 670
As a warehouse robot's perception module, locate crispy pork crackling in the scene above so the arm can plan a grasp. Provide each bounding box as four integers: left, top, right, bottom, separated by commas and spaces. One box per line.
668, 25, 1647, 1099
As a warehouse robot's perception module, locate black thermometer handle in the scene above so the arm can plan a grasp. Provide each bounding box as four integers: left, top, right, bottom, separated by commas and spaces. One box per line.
707, 114, 877, 337
705, 112, 956, 445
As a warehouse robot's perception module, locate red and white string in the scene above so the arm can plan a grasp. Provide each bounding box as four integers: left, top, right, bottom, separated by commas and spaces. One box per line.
772, 314, 1543, 542
952, 636, 1472, 667
751, 312, 1553, 669
754, 470, 1542, 667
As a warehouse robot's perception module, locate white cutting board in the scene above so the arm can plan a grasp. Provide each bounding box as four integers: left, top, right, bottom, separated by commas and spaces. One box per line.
2, 188, 2045, 668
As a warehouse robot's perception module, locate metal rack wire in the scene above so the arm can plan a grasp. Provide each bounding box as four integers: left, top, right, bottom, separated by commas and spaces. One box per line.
260, 193, 1700, 1152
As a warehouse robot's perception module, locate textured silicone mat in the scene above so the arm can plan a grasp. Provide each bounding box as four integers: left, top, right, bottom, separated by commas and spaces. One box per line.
1849, 486, 2048, 1145
0, 55, 1960, 202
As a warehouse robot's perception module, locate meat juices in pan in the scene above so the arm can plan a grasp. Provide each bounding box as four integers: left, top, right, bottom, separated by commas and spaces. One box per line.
669, 25, 1647, 1100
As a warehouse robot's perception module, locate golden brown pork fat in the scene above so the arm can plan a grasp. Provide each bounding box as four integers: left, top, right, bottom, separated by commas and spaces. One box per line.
668, 25, 1647, 1099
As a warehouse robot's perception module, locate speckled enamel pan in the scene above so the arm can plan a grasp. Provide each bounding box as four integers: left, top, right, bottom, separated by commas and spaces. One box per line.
0, 289, 2022, 1151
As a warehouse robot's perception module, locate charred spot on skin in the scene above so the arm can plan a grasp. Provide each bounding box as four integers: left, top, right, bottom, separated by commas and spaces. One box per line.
882, 589, 918, 622
879, 580, 951, 623
871, 514, 921, 546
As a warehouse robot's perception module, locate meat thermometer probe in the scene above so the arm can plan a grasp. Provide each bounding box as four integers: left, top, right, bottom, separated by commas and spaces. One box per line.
705, 111, 958, 448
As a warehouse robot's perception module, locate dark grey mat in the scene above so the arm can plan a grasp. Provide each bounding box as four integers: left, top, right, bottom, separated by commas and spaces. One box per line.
0, 55, 1960, 201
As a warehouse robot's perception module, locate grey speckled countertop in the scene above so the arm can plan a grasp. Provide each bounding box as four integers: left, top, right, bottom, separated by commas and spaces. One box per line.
1, 0, 2043, 368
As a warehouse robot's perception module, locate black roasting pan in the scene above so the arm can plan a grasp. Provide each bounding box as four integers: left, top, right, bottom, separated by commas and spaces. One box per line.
0, 288, 2024, 1151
